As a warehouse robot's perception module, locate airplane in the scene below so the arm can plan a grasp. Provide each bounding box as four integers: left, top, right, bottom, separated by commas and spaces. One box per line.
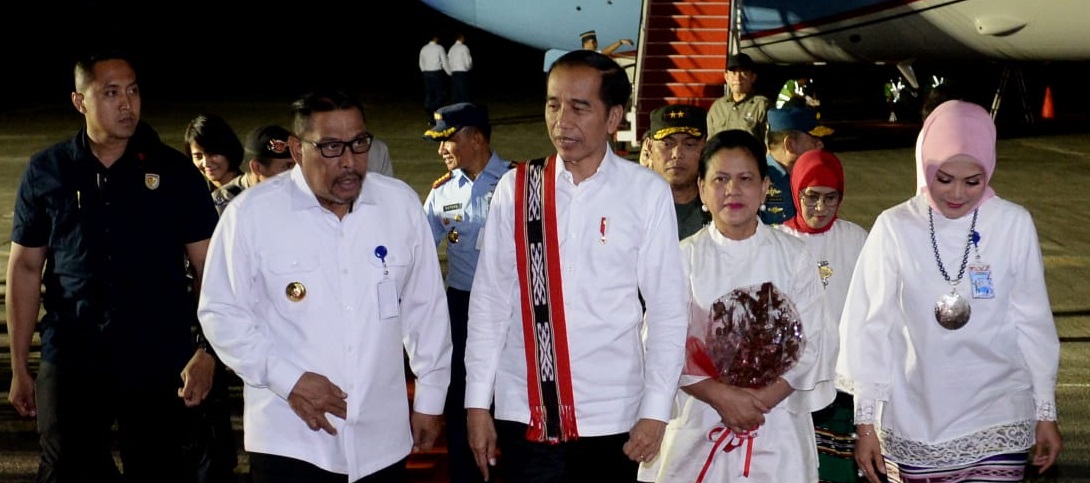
419, 0, 1090, 66
420, 0, 1090, 139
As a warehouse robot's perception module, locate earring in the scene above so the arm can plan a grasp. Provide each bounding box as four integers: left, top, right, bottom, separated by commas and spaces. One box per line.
701, 204, 708, 212
759, 203, 767, 212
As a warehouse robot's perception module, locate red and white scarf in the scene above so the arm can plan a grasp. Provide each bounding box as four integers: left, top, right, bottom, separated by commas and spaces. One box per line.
514, 155, 579, 443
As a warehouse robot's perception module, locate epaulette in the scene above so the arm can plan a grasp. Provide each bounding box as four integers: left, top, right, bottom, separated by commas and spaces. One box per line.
432, 172, 453, 189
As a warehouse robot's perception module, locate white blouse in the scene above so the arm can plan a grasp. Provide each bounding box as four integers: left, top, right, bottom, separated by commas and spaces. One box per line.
841, 195, 1059, 467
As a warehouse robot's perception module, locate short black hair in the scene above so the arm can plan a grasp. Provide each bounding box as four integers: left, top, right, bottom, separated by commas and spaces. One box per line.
184, 113, 245, 174
547, 49, 631, 109
290, 88, 367, 136
73, 49, 137, 93
699, 129, 768, 180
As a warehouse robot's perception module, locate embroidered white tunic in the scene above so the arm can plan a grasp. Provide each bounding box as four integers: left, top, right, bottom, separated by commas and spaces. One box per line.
639, 223, 828, 483
777, 220, 869, 390
466, 149, 689, 435
198, 169, 452, 481
841, 195, 1059, 466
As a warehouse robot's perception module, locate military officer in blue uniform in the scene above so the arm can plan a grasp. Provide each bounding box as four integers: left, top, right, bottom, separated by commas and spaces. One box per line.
761, 104, 834, 225
422, 102, 512, 483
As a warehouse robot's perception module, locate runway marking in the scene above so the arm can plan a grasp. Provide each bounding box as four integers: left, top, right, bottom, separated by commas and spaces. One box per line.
1013, 140, 1090, 157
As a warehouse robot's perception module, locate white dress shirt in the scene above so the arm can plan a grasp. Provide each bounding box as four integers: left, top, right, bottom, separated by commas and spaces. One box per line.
841, 195, 1059, 466
419, 40, 451, 75
777, 220, 868, 390
448, 40, 473, 73
368, 137, 395, 177
198, 168, 452, 480
639, 223, 827, 483
466, 149, 689, 436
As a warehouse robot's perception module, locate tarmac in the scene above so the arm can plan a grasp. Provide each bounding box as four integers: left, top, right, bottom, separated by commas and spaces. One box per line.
0, 93, 1088, 481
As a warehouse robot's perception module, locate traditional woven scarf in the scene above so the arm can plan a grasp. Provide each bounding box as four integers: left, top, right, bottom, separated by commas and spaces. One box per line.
514, 155, 579, 444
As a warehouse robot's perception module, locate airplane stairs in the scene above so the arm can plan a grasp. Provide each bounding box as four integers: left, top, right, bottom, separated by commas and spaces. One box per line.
621, 0, 732, 145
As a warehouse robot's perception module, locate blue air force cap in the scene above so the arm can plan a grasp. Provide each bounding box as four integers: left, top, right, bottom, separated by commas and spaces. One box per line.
767, 105, 834, 137
423, 102, 491, 141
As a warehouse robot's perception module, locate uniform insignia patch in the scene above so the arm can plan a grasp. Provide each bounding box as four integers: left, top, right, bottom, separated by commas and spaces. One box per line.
286, 282, 306, 302
432, 172, 453, 189
145, 174, 160, 190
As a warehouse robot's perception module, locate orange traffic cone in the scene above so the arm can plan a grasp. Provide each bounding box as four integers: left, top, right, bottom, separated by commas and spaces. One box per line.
1041, 86, 1055, 120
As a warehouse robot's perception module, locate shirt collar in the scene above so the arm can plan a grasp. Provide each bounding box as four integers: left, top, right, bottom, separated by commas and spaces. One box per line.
555, 144, 619, 184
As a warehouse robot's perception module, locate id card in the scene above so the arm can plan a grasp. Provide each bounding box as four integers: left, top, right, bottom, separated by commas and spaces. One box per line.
969, 264, 994, 299
377, 279, 400, 319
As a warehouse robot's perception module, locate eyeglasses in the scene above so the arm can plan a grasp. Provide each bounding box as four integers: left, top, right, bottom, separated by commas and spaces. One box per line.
302, 133, 373, 158
799, 189, 841, 207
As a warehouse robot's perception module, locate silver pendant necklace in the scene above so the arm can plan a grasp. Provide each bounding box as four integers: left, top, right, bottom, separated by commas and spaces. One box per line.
929, 207, 978, 330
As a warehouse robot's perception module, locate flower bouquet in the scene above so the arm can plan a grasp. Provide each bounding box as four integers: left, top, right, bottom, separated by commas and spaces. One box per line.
686, 281, 805, 387
685, 281, 805, 480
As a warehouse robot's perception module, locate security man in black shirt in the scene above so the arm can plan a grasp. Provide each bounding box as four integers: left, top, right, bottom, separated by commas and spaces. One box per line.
6, 50, 220, 482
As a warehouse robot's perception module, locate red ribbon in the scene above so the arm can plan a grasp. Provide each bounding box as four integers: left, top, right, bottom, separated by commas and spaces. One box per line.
696, 425, 756, 482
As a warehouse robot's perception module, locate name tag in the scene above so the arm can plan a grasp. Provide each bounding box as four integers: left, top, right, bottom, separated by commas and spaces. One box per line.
377, 279, 400, 318
969, 264, 994, 299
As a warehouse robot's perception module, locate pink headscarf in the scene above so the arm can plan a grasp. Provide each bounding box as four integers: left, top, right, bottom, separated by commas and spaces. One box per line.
914, 100, 996, 210
785, 149, 843, 234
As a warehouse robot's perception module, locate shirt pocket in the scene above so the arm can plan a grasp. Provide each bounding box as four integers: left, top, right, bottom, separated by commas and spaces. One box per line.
263, 254, 320, 318
365, 248, 414, 300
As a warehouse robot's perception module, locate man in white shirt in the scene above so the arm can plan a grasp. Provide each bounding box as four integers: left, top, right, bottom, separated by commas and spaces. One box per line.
448, 33, 473, 104
464, 49, 689, 482
419, 35, 452, 126
198, 88, 452, 482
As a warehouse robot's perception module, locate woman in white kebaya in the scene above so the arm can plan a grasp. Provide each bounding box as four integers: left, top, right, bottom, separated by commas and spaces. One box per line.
777, 149, 868, 483
842, 100, 1062, 482
639, 130, 830, 483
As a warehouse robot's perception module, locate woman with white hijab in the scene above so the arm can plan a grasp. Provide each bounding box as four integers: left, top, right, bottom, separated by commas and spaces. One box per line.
841, 100, 1062, 482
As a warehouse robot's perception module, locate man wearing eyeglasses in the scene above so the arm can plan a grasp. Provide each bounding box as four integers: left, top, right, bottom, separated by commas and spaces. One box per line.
642, 103, 711, 240
775, 149, 868, 483
706, 53, 770, 140
198, 88, 452, 482
760, 104, 834, 225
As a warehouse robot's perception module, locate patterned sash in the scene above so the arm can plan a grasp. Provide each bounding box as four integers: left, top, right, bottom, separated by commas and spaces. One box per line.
514, 155, 579, 444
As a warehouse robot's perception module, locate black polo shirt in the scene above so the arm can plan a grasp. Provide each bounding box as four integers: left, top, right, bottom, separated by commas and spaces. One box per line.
10, 122, 219, 381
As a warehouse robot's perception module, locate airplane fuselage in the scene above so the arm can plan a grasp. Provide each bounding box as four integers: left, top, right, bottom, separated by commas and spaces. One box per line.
421, 0, 1090, 64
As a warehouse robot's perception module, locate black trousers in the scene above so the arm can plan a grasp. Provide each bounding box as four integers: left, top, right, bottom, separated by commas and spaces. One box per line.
193, 358, 240, 483
36, 358, 197, 483
249, 453, 406, 483
422, 70, 447, 119
445, 288, 486, 483
451, 71, 471, 104
494, 420, 638, 483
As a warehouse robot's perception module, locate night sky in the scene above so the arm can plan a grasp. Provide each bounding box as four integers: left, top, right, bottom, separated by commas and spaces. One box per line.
7, 1, 1087, 120
4, 0, 544, 110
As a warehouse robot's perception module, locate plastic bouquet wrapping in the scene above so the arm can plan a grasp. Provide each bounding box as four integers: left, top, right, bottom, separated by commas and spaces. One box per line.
685, 281, 805, 480
686, 281, 805, 387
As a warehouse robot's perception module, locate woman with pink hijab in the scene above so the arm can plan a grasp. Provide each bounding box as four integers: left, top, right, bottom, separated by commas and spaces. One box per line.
840, 100, 1062, 482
